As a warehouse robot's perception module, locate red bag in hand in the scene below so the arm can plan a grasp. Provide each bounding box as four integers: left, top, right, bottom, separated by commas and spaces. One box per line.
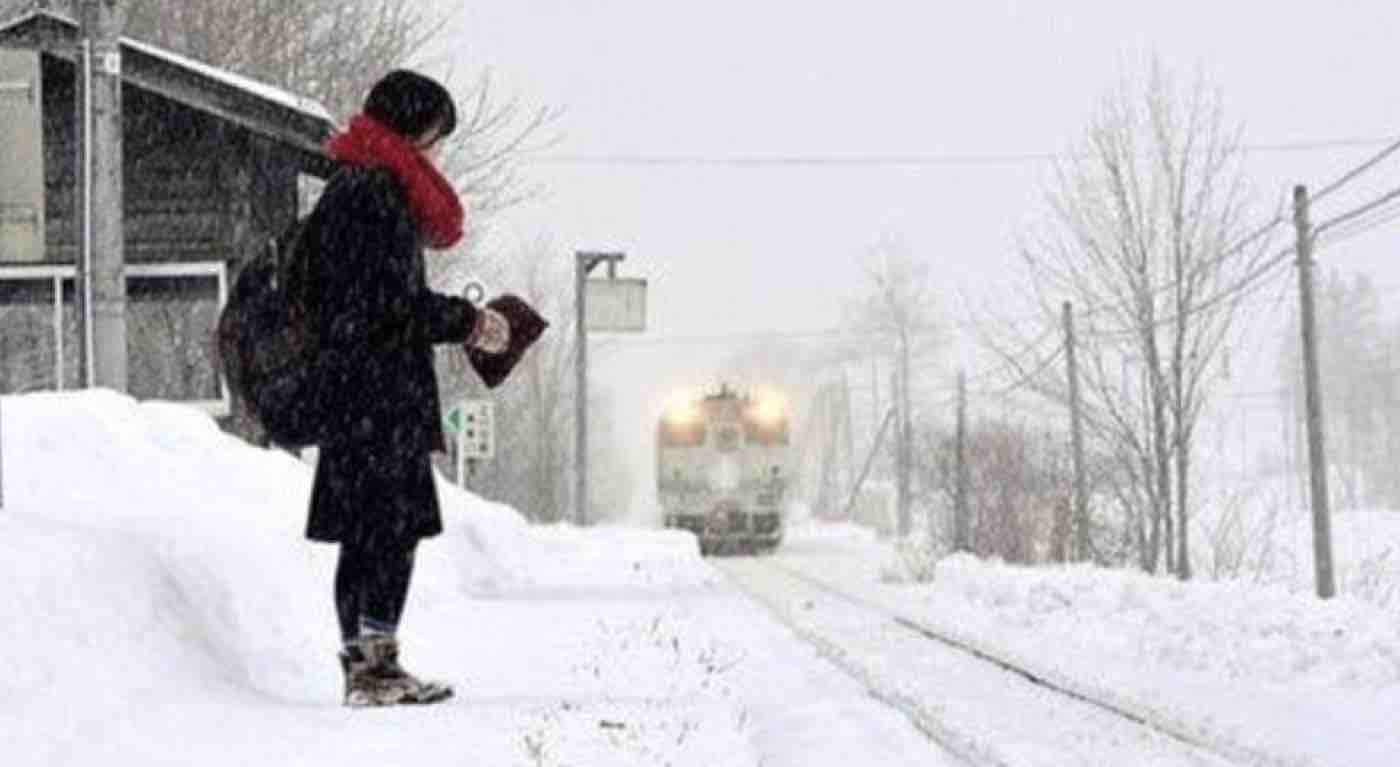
468, 294, 549, 388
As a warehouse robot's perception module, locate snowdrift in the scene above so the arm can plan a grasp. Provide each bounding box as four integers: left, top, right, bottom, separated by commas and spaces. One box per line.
0, 390, 536, 704
0, 390, 748, 766
783, 522, 1400, 766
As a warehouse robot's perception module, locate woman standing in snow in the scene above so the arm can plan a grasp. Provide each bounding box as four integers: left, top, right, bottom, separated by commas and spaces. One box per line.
301, 70, 509, 706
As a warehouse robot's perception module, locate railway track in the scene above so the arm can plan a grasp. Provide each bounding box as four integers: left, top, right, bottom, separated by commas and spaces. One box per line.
717, 556, 1294, 767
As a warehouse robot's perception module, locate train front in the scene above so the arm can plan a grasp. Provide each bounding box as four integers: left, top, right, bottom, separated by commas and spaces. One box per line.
657, 385, 792, 555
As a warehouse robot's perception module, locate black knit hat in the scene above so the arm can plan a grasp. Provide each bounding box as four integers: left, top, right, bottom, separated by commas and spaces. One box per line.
364, 70, 458, 140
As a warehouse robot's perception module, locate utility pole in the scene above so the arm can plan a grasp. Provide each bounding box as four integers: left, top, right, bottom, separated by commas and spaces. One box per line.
1292, 185, 1336, 599
953, 371, 968, 551
76, 0, 128, 391
815, 386, 835, 518
892, 368, 907, 537
870, 354, 880, 452
841, 369, 857, 500
897, 332, 913, 537
1064, 301, 1089, 562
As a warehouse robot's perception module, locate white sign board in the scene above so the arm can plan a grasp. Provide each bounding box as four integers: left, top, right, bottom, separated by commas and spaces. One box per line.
586, 278, 647, 333
447, 400, 495, 460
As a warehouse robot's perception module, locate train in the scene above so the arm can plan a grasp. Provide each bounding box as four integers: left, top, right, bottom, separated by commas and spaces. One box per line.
657, 384, 793, 555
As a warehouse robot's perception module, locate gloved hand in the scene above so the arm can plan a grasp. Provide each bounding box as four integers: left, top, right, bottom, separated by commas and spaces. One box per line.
466, 307, 510, 354
466, 294, 549, 389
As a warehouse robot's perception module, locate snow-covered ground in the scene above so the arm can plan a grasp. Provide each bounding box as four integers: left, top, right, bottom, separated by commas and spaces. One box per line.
6, 389, 1397, 766
0, 391, 943, 766
776, 523, 1400, 767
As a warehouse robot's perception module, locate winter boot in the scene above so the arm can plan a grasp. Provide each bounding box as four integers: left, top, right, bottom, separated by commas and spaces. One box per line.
340, 642, 399, 707
339, 636, 453, 707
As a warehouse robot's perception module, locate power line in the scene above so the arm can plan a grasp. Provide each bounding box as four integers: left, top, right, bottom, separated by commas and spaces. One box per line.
1316, 196, 1400, 251
529, 136, 1400, 169
1313, 181, 1400, 239
968, 341, 1068, 400
533, 151, 1062, 168
598, 312, 1056, 349
602, 161, 1399, 358
1311, 135, 1400, 204
598, 327, 847, 347
1174, 244, 1298, 323
597, 149, 1400, 408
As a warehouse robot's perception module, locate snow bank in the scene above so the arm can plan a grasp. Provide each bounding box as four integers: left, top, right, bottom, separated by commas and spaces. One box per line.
1250, 508, 1400, 608
0, 390, 534, 701
1191, 472, 1400, 608
780, 522, 1400, 766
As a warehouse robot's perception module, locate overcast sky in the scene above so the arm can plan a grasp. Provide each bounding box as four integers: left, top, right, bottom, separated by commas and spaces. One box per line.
412, 1, 1400, 496
420, 0, 1400, 339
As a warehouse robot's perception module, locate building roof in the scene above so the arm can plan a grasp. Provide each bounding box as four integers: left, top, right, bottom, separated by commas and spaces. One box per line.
120, 36, 334, 124
0, 7, 337, 169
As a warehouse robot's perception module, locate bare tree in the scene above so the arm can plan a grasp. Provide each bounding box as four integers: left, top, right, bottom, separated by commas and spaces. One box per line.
1009, 58, 1276, 578
836, 232, 940, 536
920, 418, 1056, 563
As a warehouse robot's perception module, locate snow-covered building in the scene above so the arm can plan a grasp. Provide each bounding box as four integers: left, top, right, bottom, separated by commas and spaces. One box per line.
0, 6, 336, 418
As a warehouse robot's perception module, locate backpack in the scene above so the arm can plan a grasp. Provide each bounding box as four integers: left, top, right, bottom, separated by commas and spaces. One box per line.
216, 219, 324, 447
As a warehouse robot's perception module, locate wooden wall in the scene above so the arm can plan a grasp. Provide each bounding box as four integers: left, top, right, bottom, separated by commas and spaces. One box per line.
2, 53, 307, 405
40, 53, 300, 268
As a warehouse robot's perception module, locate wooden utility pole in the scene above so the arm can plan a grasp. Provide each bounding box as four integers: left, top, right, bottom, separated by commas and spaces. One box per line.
953, 371, 969, 551
815, 386, 836, 518
870, 354, 880, 444
1064, 302, 1089, 562
841, 369, 857, 497
889, 368, 901, 533
898, 333, 913, 537
1292, 185, 1336, 599
76, 0, 128, 391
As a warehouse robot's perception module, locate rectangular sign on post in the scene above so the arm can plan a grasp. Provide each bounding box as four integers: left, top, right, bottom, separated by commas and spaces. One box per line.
446, 400, 495, 458
445, 400, 495, 485
585, 278, 647, 333
459, 400, 494, 460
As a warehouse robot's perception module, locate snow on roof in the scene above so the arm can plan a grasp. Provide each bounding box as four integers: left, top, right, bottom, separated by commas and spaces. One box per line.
0, 7, 335, 125
120, 37, 334, 124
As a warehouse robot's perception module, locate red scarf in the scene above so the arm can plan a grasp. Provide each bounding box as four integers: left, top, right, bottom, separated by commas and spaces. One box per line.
325, 114, 465, 250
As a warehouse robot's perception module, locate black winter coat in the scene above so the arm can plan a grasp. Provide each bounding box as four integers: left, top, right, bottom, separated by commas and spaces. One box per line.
300, 166, 477, 543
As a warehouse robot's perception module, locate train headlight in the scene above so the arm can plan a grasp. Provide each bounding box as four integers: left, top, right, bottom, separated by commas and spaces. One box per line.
662, 391, 701, 425
750, 391, 788, 426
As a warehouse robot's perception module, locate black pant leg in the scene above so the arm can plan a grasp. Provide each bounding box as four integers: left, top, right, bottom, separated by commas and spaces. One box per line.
363, 537, 417, 629
337, 533, 418, 640
392, 542, 419, 626
334, 541, 366, 642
